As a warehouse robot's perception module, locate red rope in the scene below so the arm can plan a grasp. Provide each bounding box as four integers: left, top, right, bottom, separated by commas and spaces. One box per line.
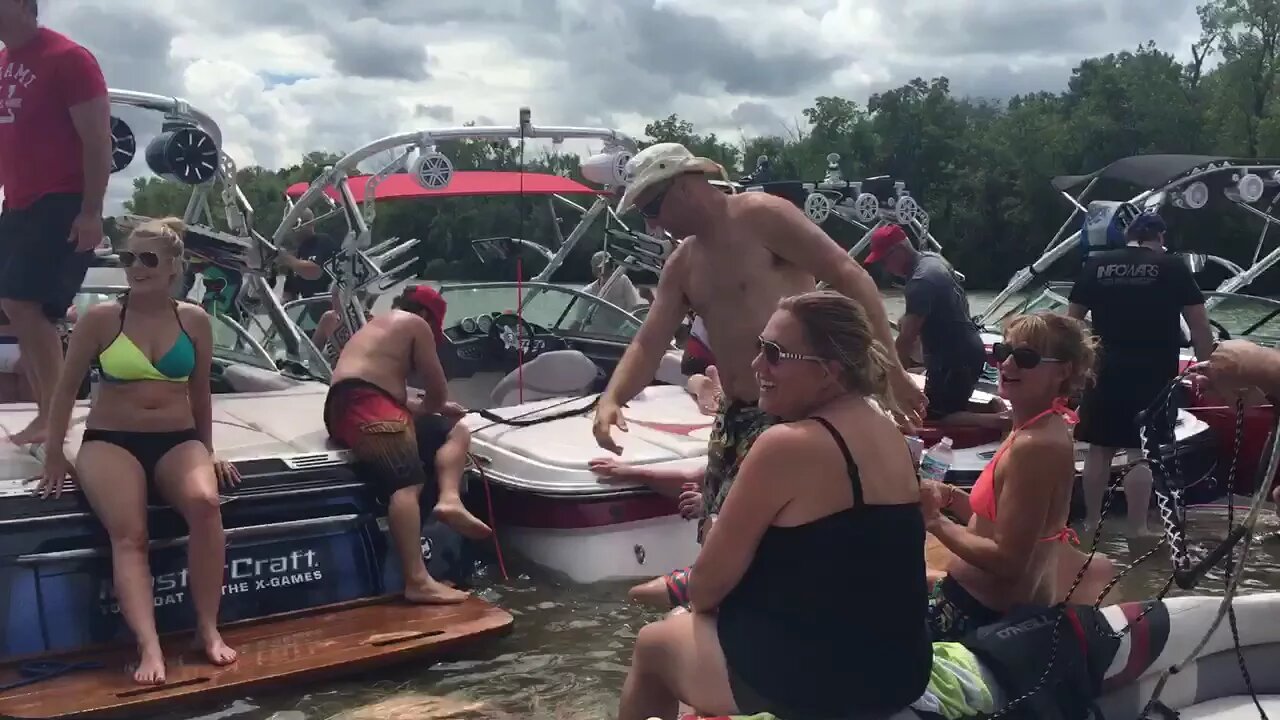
477, 463, 509, 582
516, 257, 524, 404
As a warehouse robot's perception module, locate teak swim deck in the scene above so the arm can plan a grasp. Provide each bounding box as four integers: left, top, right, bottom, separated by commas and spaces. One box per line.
0, 595, 514, 719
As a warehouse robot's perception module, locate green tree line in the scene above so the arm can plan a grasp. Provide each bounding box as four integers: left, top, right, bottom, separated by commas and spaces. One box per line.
123, 1, 1280, 292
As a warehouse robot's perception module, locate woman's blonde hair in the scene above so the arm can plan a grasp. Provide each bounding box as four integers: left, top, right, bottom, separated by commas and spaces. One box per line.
1003, 311, 1097, 395
128, 217, 186, 274
777, 290, 898, 414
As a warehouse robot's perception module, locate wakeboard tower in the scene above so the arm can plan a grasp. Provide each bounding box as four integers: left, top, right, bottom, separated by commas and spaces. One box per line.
277, 107, 639, 360
0, 90, 514, 720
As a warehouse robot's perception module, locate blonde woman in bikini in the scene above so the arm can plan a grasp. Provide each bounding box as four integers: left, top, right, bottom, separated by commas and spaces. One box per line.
922, 311, 1099, 640
35, 218, 240, 684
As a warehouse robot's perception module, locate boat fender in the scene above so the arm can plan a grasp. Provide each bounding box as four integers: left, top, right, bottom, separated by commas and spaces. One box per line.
962, 604, 1120, 720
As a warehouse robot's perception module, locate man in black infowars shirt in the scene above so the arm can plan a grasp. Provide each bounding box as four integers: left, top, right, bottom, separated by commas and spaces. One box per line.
864, 225, 995, 427
1069, 211, 1214, 538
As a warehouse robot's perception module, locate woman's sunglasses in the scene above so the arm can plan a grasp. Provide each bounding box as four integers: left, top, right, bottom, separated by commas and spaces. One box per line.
991, 342, 1064, 370
117, 251, 161, 268
757, 337, 824, 366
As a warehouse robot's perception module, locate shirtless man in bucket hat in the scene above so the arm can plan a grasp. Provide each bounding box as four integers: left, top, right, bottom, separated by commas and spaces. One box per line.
591, 143, 926, 605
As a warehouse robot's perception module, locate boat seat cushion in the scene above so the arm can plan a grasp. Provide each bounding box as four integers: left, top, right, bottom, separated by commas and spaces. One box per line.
655, 348, 687, 386
490, 349, 602, 407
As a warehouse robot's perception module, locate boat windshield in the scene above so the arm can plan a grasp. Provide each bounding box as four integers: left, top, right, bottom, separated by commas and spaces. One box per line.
1201, 292, 1280, 345
982, 282, 1073, 332
980, 284, 1280, 346
439, 282, 642, 341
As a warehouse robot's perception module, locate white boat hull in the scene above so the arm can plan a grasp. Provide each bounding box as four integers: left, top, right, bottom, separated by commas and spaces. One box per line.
500, 513, 701, 585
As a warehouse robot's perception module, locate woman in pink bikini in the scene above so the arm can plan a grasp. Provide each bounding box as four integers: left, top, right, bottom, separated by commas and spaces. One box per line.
921, 311, 1096, 641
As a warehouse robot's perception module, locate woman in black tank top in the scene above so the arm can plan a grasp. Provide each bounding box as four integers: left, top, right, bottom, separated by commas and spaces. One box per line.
618, 291, 932, 720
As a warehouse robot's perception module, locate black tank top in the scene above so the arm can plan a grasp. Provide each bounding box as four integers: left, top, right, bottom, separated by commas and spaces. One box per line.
715, 417, 932, 718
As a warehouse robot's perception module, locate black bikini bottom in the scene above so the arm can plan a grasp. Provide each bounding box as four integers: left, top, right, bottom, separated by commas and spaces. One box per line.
81, 427, 203, 490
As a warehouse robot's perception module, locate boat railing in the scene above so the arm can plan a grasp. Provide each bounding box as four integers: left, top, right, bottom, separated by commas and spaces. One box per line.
978, 157, 1280, 326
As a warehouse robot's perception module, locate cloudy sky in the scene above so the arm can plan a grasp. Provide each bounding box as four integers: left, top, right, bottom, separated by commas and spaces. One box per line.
43, 0, 1204, 212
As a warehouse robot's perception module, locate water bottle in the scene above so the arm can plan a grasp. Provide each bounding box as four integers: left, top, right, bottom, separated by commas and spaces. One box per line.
919, 437, 954, 483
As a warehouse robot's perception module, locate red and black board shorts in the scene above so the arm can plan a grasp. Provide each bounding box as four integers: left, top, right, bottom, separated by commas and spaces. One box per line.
323, 377, 454, 502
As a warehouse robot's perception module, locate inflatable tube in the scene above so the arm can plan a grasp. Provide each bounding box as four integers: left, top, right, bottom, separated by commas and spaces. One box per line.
678, 593, 1280, 720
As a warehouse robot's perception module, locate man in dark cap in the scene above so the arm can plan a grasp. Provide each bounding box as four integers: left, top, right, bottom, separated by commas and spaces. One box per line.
864, 225, 992, 427
1069, 211, 1215, 538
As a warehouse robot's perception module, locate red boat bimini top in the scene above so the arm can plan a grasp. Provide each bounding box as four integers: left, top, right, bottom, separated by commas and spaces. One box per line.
284, 171, 604, 202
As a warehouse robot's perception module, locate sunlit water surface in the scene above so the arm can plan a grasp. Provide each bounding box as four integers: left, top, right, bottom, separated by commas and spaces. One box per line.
143, 289, 1280, 719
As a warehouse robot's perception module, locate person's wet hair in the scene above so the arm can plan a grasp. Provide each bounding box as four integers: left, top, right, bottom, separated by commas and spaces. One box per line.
778, 289, 898, 414
1003, 311, 1097, 395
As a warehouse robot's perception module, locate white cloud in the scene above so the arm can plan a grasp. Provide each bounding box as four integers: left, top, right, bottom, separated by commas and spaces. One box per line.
40, 0, 1205, 214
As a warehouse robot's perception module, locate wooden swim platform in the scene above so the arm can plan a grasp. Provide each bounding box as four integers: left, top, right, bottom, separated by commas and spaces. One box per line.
0, 595, 513, 719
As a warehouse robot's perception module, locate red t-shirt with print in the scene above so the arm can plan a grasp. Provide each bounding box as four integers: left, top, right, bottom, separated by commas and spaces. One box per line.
0, 28, 107, 210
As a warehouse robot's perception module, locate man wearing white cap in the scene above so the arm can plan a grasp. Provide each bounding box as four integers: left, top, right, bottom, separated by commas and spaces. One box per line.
592, 142, 925, 546
582, 250, 645, 312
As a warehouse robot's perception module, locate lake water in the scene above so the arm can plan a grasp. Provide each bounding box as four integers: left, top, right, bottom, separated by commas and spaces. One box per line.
91, 272, 1280, 720
152, 510, 1280, 720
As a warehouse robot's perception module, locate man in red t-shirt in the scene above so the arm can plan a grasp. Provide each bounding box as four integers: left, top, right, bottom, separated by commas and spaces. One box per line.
0, 0, 110, 444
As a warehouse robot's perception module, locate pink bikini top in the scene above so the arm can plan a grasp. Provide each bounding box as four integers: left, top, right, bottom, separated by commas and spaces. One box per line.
968, 397, 1079, 544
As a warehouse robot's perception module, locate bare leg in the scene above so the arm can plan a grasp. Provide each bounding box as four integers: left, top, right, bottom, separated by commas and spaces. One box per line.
388, 483, 468, 604
429, 424, 492, 539
628, 576, 675, 610
619, 612, 739, 720
75, 442, 166, 684
1059, 545, 1119, 606
16, 358, 36, 401
153, 441, 237, 666
1082, 445, 1114, 533
1, 300, 60, 444
1119, 462, 1158, 538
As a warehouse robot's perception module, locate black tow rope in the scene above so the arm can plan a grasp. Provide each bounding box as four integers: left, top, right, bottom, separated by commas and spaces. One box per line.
969, 365, 1275, 720
472, 394, 599, 431
0, 660, 105, 692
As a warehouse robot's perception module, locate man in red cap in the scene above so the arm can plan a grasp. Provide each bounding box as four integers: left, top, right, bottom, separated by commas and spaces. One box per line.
324, 284, 491, 604
865, 225, 993, 427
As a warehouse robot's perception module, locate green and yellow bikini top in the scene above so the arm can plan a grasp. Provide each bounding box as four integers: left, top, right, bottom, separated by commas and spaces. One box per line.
97, 295, 196, 383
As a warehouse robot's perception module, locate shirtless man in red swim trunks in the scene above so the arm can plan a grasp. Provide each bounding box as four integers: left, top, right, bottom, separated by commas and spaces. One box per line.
324, 285, 491, 604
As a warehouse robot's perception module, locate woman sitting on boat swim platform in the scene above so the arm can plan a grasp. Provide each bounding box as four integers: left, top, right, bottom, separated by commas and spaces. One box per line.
922, 310, 1095, 641
619, 290, 931, 720
35, 217, 240, 685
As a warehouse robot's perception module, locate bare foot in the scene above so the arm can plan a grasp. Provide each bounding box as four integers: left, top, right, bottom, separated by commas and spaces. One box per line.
433, 498, 492, 539
8, 417, 46, 446
198, 629, 238, 666
404, 576, 470, 604
133, 645, 166, 685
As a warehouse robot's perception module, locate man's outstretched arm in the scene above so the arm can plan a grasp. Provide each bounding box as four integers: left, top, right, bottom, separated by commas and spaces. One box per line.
599, 248, 691, 408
